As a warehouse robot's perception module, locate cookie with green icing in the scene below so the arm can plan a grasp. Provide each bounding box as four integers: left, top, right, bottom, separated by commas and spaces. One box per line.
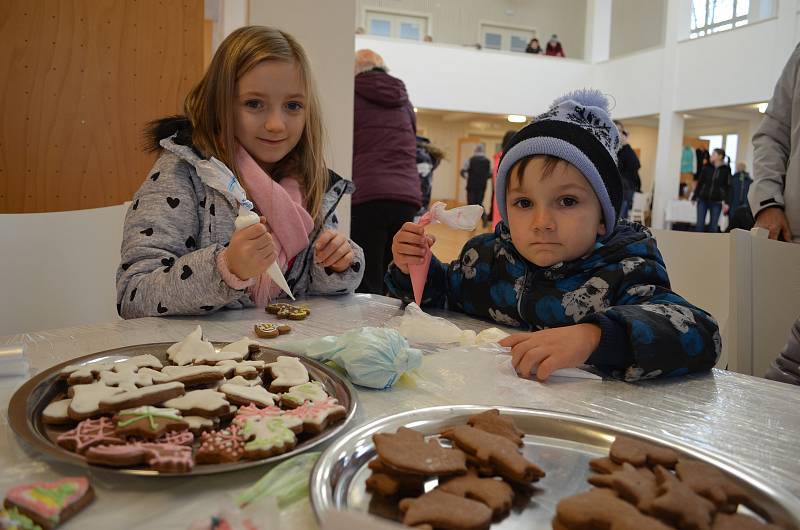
280, 381, 329, 409
3, 477, 94, 530
235, 415, 301, 459
114, 406, 188, 439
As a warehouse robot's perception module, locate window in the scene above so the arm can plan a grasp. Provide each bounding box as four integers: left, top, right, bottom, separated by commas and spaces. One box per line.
690, 0, 749, 39
365, 10, 428, 41
479, 23, 535, 53
700, 134, 739, 166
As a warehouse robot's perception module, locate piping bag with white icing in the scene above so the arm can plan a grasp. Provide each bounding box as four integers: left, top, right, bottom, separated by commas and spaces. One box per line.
194, 157, 295, 300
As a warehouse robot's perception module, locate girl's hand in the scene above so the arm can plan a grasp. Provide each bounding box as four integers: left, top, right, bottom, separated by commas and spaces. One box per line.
315, 230, 354, 273
499, 324, 601, 382
391, 222, 436, 274
227, 216, 276, 280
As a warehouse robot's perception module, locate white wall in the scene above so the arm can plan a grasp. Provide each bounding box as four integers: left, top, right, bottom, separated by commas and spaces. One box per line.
610, 0, 666, 58
355, 35, 592, 117
356, 0, 587, 59
249, 0, 356, 234
593, 48, 664, 119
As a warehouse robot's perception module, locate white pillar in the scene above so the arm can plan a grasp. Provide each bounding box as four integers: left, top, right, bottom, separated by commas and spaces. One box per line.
248, 0, 356, 236
585, 0, 612, 63
651, 0, 690, 229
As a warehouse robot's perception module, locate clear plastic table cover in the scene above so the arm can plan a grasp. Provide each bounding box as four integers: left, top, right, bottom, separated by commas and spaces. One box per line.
1, 294, 799, 529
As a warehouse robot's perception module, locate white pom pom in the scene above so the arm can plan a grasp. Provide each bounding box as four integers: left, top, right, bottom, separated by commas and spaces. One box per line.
552, 89, 610, 112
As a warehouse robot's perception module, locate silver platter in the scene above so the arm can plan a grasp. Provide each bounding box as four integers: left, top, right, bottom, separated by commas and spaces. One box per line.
310, 405, 800, 529
8, 342, 358, 476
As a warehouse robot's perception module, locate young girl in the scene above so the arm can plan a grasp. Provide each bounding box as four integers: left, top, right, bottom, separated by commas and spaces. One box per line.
116, 26, 364, 318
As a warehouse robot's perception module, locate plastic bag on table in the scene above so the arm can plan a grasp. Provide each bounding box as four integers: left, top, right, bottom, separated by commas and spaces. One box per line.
278, 328, 422, 389
386, 303, 509, 348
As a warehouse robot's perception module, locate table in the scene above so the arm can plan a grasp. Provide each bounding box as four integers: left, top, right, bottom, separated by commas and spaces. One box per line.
2, 294, 799, 529
665, 199, 729, 230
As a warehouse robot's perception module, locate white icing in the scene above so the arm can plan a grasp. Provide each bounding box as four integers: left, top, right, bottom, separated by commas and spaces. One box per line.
99, 368, 158, 388
162, 389, 230, 413
42, 398, 72, 419
98, 382, 185, 409
226, 375, 261, 387
220, 383, 277, 407
119, 405, 183, 417
167, 325, 216, 366
68, 382, 127, 415
152, 365, 229, 383
112, 354, 163, 373
281, 381, 328, 405
62, 362, 115, 383
266, 357, 309, 389
216, 360, 264, 377
185, 416, 216, 431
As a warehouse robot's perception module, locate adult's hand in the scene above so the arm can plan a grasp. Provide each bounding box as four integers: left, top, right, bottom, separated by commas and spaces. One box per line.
755, 207, 793, 241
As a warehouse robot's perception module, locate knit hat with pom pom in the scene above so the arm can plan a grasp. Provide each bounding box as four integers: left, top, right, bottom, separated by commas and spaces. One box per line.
495, 89, 623, 235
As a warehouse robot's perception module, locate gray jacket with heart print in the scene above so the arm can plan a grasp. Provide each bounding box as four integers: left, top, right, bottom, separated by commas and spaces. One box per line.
116, 136, 364, 319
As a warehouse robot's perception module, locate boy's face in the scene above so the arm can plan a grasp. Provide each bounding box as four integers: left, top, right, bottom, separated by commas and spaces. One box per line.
506, 157, 606, 268
234, 60, 306, 172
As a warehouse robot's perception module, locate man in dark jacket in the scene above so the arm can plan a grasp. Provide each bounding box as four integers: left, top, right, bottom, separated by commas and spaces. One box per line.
415, 136, 441, 217
351, 49, 421, 294
693, 148, 731, 232
461, 144, 492, 225
613, 121, 641, 220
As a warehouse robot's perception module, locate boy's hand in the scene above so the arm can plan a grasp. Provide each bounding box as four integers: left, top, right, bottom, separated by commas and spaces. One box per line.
227, 216, 276, 280
315, 229, 354, 272
391, 222, 436, 274
499, 324, 601, 382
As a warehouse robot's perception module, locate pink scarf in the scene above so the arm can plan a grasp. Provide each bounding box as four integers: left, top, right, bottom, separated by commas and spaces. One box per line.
235, 145, 314, 305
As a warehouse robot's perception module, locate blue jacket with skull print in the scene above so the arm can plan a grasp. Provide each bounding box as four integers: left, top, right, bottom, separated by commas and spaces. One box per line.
386, 220, 720, 381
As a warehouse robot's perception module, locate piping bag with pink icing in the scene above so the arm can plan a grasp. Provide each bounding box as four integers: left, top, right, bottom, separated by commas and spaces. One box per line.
194, 157, 294, 300
409, 202, 484, 305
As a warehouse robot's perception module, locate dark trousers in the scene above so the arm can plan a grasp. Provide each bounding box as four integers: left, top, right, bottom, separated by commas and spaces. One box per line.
351, 200, 418, 295
467, 187, 487, 221
695, 199, 723, 232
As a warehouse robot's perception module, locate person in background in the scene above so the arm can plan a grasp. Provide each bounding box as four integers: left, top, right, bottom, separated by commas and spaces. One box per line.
351, 49, 420, 294
729, 161, 753, 217
693, 148, 731, 232
525, 38, 543, 54
491, 131, 517, 229
415, 136, 444, 217
545, 35, 565, 57
613, 120, 642, 221
461, 144, 492, 227
750, 42, 800, 242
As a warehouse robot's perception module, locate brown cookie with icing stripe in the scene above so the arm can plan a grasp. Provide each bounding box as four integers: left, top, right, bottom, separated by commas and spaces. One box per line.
609, 435, 679, 469
254, 323, 279, 339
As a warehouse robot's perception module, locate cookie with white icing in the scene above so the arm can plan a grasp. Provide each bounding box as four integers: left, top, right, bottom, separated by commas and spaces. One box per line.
152, 365, 230, 386
161, 389, 231, 418
219, 383, 278, 408
192, 337, 260, 364
280, 381, 329, 408
97, 382, 185, 413
42, 398, 74, 425
184, 415, 218, 435
166, 325, 216, 366
68, 382, 128, 420
60, 362, 116, 385
215, 360, 265, 379
265, 356, 309, 392
284, 397, 347, 434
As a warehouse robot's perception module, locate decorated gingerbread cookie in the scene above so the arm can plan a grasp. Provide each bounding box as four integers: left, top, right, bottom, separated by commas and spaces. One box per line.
166, 325, 216, 366
59, 362, 115, 385
85, 439, 194, 473
57, 417, 126, 454
67, 382, 127, 420
215, 360, 265, 379
184, 415, 218, 435
161, 389, 231, 418
97, 382, 185, 413
280, 381, 329, 408
265, 356, 309, 392
42, 399, 73, 425
236, 415, 300, 459
234, 403, 284, 421
110, 354, 163, 374
219, 383, 277, 408
192, 337, 259, 364
195, 425, 245, 464
284, 397, 346, 434
151, 365, 230, 386
254, 323, 280, 339
223, 375, 262, 387
114, 406, 188, 439
3, 477, 94, 530
97, 368, 159, 389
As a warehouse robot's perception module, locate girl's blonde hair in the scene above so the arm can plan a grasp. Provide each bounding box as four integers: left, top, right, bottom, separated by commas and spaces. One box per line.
185, 26, 328, 223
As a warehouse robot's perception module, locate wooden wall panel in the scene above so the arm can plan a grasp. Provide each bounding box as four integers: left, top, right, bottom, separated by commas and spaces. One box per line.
0, 0, 203, 213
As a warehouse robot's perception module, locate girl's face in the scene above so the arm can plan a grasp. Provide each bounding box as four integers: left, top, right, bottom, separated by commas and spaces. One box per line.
234, 60, 306, 171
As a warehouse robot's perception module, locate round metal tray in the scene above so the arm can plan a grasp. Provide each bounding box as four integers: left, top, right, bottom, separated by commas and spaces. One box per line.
311, 405, 800, 529
8, 342, 358, 476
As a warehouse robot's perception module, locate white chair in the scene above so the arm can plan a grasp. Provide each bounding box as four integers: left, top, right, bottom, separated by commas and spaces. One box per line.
0, 204, 128, 336
629, 192, 650, 224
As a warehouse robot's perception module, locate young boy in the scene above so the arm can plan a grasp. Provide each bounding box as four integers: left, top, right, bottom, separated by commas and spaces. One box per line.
386, 90, 720, 382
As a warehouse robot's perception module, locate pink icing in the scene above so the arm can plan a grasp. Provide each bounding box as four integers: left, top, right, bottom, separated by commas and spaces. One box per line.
57, 417, 125, 454
5, 477, 90, 524
284, 398, 345, 425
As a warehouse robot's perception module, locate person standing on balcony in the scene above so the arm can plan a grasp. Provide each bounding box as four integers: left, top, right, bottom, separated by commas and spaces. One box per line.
545, 35, 565, 57
351, 49, 421, 294
525, 38, 543, 54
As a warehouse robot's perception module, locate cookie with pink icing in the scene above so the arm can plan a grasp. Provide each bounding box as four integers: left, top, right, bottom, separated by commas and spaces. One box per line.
3, 477, 94, 530
57, 417, 126, 454
166, 325, 216, 366
97, 382, 185, 413
280, 381, 329, 408
234, 403, 284, 420
265, 356, 309, 392
42, 399, 74, 425
85, 439, 194, 473
219, 383, 277, 408
114, 406, 188, 439
284, 397, 347, 434
67, 382, 128, 420
195, 425, 245, 464
235, 415, 300, 459
161, 389, 231, 418
192, 337, 260, 364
